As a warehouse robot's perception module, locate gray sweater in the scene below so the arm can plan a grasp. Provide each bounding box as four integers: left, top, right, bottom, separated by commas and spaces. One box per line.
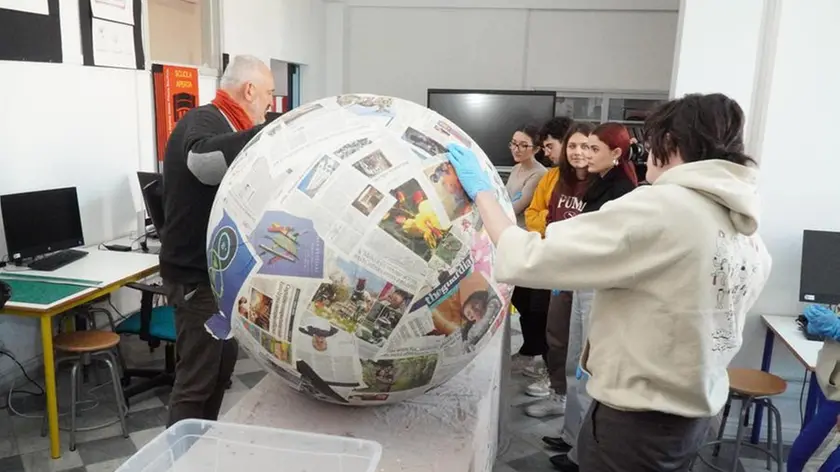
505, 161, 547, 227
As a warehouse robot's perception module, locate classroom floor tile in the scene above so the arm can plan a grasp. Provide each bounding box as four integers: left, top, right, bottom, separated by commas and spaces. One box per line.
2, 317, 791, 472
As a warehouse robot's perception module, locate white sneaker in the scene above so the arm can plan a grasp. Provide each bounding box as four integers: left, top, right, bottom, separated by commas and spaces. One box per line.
525, 393, 566, 418
525, 377, 551, 398
522, 358, 547, 379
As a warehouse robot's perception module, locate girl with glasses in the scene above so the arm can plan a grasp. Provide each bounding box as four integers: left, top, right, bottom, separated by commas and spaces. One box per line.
506, 125, 551, 376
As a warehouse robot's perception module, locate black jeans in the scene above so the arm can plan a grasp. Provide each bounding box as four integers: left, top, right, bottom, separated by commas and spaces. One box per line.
545, 291, 573, 394
578, 401, 711, 471
511, 286, 551, 357
165, 281, 239, 427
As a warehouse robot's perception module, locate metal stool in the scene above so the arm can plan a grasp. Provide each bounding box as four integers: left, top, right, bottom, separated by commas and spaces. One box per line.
40, 330, 129, 451
692, 368, 786, 472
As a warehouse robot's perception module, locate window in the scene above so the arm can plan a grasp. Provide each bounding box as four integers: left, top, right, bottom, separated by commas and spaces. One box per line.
607, 98, 667, 123
555, 96, 602, 122
147, 0, 221, 71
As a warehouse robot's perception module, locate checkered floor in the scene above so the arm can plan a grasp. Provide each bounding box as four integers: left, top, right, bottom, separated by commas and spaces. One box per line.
0, 337, 266, 472
1, 320, 790, 472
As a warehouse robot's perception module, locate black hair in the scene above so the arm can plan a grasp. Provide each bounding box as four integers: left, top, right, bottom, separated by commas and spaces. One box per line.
540, 117, 574, 142
513, 124, 540, 146
643, 93, 755, 167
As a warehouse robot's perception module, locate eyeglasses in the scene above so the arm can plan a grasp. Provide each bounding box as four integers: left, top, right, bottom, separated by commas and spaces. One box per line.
509, 142, 534, 151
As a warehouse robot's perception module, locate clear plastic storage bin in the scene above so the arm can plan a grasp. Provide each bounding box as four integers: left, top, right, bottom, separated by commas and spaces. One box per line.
115, 419, 383, 472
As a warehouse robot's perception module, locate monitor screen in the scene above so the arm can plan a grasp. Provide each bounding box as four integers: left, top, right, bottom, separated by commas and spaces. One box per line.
1, 187, 85, 260
137, 171, 161, 192
427, 90, 556, 168
800, 230, 840, 304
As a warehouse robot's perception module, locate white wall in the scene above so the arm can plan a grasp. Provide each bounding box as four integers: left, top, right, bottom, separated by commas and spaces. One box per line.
335, 2, 679, 104
221, 0, 327, 102
0, 0, 271, 387
751, 0, 840, 319
527, 10, 677, 92
670, 0, 767, 140
671, 0, 840, 440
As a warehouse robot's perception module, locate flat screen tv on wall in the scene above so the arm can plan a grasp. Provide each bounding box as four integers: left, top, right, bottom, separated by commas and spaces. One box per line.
427, 89, 556, 169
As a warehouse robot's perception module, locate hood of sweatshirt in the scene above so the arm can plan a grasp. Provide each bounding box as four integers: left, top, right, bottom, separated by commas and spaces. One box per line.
654, 160, 760, 235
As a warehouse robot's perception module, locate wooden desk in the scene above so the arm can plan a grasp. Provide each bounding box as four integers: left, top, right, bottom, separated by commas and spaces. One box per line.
0, 248, 159, 459
751, 314, 824, 444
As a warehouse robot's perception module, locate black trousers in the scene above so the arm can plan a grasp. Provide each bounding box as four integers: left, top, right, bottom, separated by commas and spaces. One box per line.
165, 282, 239, 427
545, 291, 573, 394
578, 401, 711, 471
511, 286, 551, 357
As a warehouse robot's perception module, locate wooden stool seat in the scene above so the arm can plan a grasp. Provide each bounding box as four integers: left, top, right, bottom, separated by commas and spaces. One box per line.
54, 331, 120, 353
728, 368, 787, 397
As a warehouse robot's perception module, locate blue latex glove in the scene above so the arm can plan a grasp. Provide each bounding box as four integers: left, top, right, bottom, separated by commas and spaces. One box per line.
446, 144, 493, 200
576, 365, 589, 381
551, 289, 561, 296
803, 304, 840, 340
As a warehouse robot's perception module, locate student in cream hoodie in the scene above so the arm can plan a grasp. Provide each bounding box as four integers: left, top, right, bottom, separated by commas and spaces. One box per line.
446, 93, 772, 472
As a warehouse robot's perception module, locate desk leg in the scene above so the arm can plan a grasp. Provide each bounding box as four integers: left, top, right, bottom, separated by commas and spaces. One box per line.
750, 328, 775, 444
804, 372, 821, 426
41, 315, 61, 459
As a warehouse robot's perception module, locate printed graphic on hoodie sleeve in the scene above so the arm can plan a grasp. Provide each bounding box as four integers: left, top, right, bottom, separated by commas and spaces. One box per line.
709, 231, 761, 352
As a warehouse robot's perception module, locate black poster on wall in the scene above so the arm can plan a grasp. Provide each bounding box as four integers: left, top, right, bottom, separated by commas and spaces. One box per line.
0, 0, 62, 63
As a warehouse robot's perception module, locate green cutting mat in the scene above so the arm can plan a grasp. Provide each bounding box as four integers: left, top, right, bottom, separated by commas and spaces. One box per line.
1, 274, 102, 305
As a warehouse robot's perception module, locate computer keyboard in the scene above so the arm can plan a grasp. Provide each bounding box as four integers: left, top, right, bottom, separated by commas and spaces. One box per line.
28, 249, 88, 272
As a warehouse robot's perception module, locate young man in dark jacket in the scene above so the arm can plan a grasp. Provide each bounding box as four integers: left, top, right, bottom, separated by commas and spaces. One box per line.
160, 55, 274, 426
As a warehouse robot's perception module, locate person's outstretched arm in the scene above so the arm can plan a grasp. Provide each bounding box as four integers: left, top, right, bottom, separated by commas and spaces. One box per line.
447, 143, 663, 291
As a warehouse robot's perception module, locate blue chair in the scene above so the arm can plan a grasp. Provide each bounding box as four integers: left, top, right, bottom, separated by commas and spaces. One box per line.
116, 283, 175, 404
114, 178, 177, 405
115, 282, 176, 406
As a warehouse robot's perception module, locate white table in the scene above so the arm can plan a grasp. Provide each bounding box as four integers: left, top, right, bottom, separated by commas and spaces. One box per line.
223, 329, 505, 472
751, 314, 825, 444
0, 246, 159, 459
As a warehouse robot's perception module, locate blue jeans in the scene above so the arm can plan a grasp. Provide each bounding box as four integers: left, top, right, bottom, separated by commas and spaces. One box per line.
561, 289, 594, 464
788, 396, 840, 472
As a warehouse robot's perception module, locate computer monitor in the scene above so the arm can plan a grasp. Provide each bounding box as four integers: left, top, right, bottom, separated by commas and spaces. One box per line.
427, 89, 556, 169
799, 229, 840, 304
136, 172, 163, 237
137, 171, 161, 192
0, 187, 85, 260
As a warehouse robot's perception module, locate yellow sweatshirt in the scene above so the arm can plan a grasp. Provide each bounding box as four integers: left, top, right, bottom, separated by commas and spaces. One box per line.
524, 167, 560, 236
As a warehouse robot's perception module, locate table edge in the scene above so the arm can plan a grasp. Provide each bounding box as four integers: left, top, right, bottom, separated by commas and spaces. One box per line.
761, 314, 818, 371
1, 265, 160, 317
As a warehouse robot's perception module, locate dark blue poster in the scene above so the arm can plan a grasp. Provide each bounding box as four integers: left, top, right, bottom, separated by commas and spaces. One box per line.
206, 211, 257, 339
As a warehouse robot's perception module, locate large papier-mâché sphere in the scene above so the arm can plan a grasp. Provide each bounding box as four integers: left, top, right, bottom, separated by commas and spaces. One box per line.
206, 94, 515, 405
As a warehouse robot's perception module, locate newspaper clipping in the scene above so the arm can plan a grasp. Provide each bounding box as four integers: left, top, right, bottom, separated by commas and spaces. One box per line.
205, 94, 513, 404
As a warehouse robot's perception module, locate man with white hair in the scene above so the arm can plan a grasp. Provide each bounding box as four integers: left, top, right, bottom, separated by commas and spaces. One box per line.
159, 54, 274, 427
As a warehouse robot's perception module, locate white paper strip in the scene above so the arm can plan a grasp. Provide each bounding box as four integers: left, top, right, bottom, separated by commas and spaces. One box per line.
90, 0, 134, 25
0, 0, 48, 15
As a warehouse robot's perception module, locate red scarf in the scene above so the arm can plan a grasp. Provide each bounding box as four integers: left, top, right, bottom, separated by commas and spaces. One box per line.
212, 89, 254, 131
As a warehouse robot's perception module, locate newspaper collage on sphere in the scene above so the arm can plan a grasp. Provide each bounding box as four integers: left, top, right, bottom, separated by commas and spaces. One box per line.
205, 94, 516, 405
